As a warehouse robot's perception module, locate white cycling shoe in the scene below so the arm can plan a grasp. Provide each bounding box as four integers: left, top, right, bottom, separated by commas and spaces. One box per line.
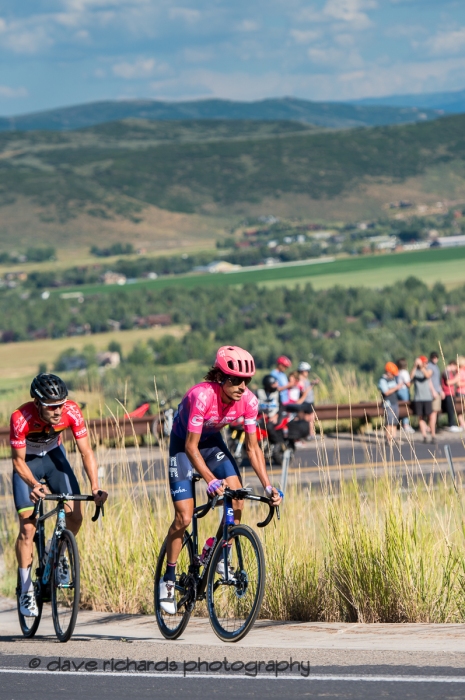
19, 590, 39, 617
159, 579, 177, 615
216, 559, 237, 582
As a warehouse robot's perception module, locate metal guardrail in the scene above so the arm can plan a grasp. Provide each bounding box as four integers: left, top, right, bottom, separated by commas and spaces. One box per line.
0, 399, 461, 445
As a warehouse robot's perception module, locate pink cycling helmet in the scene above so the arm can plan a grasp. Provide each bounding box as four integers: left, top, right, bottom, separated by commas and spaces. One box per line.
276, 355, 292, 368
215, 346, 256, 378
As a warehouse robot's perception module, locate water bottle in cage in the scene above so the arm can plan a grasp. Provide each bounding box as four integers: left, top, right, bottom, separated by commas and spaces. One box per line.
199, 537, 216, 565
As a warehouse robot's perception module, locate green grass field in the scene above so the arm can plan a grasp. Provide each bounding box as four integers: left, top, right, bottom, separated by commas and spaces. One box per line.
50, 246, 465, 296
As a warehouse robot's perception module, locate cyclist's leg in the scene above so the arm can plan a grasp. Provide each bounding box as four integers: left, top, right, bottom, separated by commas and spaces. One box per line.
13, 459, 46, 590
44, 446, 82, 534
165, 436, 196, 578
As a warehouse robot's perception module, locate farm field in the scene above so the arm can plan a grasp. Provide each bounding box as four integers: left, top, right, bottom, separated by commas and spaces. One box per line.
0, 324, 188, 381
50, 246, 465, 296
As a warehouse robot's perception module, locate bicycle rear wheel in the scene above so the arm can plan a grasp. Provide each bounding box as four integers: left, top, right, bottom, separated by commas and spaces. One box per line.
16, 542, 43, 638
51, 529, 80, 642
154, 534, 195, 640
207, 525, 265, 642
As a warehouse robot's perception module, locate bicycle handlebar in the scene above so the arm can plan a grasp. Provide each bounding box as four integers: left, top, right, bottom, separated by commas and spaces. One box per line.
193, 486, 279, 528
30, 492, 104, 522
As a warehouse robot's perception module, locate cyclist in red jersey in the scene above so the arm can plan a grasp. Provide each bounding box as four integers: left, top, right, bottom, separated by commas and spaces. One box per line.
159, 346, 283, 614
10, 373, 107, 618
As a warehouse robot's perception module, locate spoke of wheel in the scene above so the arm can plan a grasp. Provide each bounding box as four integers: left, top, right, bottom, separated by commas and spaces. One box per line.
54, 537, 76, 635
211, 533, 260, 635
157, 539, 193, 634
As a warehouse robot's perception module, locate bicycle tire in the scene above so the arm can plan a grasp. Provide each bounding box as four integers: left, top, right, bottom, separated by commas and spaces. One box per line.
154, 535, 195, 640
207, 525, 265, 643
51, 529, 80, 643
16, 542, 43, 638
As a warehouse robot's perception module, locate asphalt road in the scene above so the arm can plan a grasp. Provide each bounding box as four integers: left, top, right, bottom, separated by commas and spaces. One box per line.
3, 596, 465, 700
1, 656, 465, 700
1, 432, 464, 502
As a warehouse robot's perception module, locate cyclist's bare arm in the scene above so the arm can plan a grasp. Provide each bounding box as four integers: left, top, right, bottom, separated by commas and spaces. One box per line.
11, 446, 46, 504
244, 431, 282, 505
185, 431, 224, 493
75, 435, 107, 505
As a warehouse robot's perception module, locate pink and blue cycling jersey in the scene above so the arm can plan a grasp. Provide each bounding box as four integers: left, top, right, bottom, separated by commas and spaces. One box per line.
172, 382, 259, 441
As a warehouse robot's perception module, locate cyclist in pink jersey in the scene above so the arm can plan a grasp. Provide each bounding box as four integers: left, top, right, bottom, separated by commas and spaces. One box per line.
159, 346, 283, 614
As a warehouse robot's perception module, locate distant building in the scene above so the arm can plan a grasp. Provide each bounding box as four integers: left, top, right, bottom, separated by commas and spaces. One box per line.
134, 314, 172, 328
102, 271, 126, 285
430, 235, 465, 248
97, 351, 121, 369
194, 261, 241, 273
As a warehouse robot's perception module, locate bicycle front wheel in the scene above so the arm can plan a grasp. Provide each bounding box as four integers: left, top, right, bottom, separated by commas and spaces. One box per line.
16, 542, 43, 638
207, 525, 265, 642
51, 529, 80, 643
154, 534, 195, 640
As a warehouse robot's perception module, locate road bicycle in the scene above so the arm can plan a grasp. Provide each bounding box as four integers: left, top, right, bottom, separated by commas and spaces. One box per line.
154, 475, 279, 643
16, 491, 103, 643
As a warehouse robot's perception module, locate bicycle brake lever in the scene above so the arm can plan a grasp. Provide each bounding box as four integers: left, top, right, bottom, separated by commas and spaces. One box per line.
211, 495, 219, 510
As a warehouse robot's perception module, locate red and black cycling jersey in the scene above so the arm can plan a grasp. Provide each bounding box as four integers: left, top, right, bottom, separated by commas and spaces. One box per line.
10, 401, 87, 456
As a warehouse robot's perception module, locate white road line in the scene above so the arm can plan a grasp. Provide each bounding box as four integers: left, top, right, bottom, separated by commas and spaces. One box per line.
0, 669, 465, 682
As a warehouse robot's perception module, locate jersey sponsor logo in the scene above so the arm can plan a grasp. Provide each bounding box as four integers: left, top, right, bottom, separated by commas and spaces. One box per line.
216, 451, 225, 461
244, 418, 257, 426
169, 467, 178, 479
66, 403, 84, 425
13, 414, 27, 435
170, 456, 177, 467
75, 428, 87, 438
249, 396, 259, 408
195, 399, 206, 411
190, 415, 204, 427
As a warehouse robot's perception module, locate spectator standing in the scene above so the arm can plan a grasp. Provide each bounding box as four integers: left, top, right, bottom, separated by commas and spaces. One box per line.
428, 352, 444, 432
270, 355, 293, 404
454, 357, 465, 431
411, 355, 437, 443
378, 362, 402, 443
441, 360, 461, 432
297, 361, 319, 438
396, 358, 414, 434
283, 369, 315, 438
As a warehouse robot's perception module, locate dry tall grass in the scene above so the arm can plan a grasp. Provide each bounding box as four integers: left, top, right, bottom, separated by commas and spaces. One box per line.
2, 419, 465, 622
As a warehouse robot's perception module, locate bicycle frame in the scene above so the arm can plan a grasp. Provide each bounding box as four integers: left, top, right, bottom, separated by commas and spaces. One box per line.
180, 476, 279, 602
31, 493, 103, 589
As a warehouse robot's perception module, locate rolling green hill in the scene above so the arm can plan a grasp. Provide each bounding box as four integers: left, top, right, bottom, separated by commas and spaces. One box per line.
0, 97, 441, 132
1, 115, 465, 251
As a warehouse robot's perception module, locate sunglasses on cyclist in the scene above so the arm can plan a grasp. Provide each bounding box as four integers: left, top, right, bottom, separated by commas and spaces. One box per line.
227, 376, 252, 386
41, 403, 65, 411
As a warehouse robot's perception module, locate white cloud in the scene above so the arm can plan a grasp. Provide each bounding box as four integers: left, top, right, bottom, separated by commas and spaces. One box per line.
308, 45, 363, 67
236, 20, 259, 32
0, 25, 52, 54
113, 57, 168, 79
428, 28, 465, 56
290, 29, 321, 44
324, 0, 376, 26
0, 85, 28, 98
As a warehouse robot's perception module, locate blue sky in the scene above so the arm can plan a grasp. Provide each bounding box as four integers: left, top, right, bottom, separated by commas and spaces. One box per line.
1, 0, 465, 115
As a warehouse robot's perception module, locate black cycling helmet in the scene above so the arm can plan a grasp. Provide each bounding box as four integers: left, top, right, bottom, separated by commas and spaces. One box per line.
262, 374, 278, 392
30, 373, 68, 405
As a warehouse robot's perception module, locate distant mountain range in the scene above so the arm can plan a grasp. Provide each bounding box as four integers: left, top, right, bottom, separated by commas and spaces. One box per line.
0, 97, 441, 132
352, 88, 465, 113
